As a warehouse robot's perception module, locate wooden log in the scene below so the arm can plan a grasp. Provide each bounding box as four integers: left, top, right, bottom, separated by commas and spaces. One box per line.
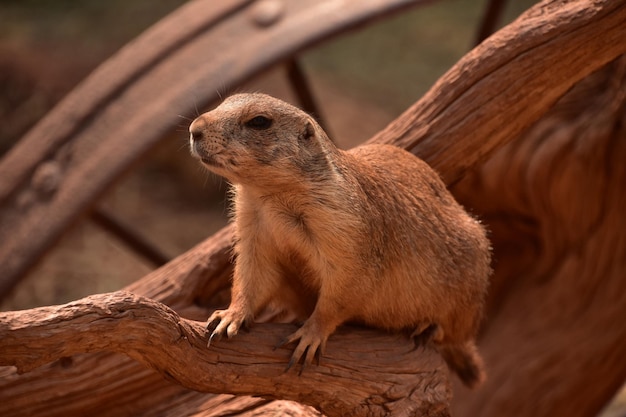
371, 0, 626, 185
450, 55, 626, 417
0, 292, 450, 417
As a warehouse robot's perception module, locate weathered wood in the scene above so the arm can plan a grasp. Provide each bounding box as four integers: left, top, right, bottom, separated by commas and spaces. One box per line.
1, 0, 625, 416
371, 0, 626, 186
450, 55, 626, 417
0, 292, 450, 417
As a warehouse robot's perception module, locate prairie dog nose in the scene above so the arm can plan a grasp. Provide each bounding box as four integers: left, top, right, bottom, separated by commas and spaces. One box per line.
189, 118, 207, 142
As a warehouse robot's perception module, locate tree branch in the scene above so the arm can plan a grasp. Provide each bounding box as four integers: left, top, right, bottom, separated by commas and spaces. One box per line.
0, 291, 451, 417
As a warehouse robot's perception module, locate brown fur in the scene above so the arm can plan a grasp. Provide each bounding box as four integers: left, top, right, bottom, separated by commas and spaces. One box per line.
189, 93, 491, 388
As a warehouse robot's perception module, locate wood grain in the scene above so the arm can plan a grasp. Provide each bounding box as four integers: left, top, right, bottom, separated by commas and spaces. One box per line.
0, 292, 450, 417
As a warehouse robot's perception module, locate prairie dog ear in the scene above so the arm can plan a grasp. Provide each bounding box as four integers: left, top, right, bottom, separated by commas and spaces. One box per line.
299, 121, 316, 141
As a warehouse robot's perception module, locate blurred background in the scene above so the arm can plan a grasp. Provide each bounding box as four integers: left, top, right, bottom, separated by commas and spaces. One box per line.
0, 1, 625, 416
0, 0, 532, 311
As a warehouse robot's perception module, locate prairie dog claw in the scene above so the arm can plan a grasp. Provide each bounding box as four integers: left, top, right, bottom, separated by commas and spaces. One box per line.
205, 309, 246, 346
281, 324, 328, 374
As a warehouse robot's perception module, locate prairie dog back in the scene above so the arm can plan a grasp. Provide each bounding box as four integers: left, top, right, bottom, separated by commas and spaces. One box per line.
189, 93, 491, 388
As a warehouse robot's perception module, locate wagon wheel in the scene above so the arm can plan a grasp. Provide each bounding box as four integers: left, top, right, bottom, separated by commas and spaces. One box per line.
0, 0, 506, 297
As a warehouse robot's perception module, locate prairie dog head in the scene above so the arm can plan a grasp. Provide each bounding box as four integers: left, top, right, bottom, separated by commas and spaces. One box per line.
189, 93, 336, 187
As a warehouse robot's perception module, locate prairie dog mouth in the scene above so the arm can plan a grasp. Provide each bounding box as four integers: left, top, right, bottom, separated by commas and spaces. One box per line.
190, 139, 223, 168
201, 156, 222, 167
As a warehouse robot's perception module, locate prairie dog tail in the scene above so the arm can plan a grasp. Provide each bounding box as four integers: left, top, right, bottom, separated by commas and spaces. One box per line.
439, 341, 486, 388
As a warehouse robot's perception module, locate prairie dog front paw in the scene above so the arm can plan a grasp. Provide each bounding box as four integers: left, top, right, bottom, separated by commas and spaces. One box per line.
206, 308, 247, 346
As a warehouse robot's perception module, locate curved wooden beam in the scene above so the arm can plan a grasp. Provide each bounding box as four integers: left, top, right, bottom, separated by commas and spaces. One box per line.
450, 55, 626, 417
0, 0, 426, 296
371, 0, 626, 185
0, 291, 450, 417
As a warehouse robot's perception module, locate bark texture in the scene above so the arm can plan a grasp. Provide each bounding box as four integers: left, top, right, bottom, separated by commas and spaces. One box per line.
451, 56, 626, 417
0, 292, 450, 417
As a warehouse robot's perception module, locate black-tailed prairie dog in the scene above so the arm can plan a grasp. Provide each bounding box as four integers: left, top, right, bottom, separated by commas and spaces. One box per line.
189, 93, 491, 388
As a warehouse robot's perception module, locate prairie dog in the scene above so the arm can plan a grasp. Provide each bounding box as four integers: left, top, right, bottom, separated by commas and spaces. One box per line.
189, 93, 491, 388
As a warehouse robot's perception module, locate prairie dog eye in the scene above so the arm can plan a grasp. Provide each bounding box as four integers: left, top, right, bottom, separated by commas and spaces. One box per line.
245, 115, 272, 130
